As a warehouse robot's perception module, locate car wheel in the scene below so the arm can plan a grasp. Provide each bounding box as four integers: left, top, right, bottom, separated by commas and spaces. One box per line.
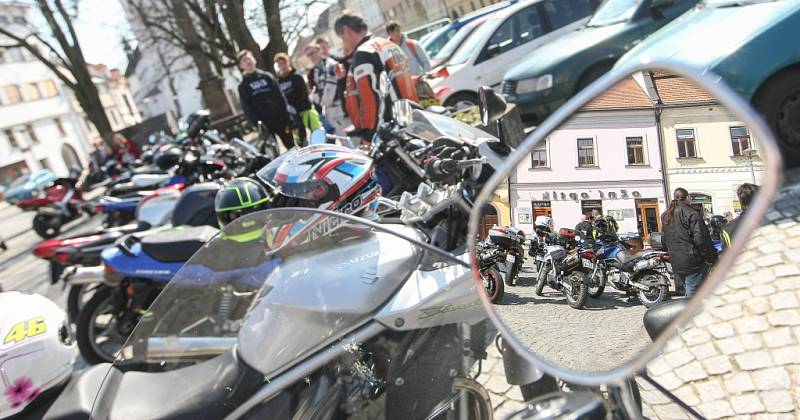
753, 68, 800, 168
444, 92, 478, 111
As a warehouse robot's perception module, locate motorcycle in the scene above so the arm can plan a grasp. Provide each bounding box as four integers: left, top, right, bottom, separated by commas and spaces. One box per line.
487, 226, 526, 287
583, 237, 672, 307
533, 235, 591, 309
32, 177, 94, 239
476, 240, 505, 303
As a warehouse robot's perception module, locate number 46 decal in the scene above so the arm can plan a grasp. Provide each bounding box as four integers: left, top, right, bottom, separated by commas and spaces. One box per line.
3, 317, 47, 344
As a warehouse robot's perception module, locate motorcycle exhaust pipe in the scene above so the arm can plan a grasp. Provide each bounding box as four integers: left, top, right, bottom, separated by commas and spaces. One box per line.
145, 336, 237, 361
63, 266, 105, 285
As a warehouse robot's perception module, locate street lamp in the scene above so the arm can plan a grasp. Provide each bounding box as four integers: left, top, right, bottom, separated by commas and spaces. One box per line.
742, 148, 757, 185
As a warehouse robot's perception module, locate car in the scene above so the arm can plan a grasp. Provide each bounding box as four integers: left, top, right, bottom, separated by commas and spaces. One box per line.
501, 0, 698, 124
429, 16, 492, 69
406, 18, 451, 41
614, 0, 800, 168
421, 1, 517, 58
428, 0, 600, 110
3, 169, 57, 204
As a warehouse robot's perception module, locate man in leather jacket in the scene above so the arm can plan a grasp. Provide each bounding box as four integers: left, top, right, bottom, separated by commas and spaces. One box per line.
722, 183, 759, 251
661, 187, 717, 297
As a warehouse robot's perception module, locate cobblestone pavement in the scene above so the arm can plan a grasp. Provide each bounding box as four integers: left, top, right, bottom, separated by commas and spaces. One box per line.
492, 262, 651, 373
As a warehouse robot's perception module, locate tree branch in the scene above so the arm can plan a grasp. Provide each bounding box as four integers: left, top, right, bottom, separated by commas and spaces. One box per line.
0, 26, 76, 90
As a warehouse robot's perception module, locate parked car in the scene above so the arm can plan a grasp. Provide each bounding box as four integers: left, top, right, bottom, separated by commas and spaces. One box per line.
429, 16, 492, 69
3, 169, 56, 204
615, 0, 800, 168
501, 0, 698, 124
421, 1, 517, 58
407, 18, 451, 41
429, 0, 600, 109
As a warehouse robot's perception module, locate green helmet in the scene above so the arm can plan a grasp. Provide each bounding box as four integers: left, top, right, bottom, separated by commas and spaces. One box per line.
215, 178, 271, 228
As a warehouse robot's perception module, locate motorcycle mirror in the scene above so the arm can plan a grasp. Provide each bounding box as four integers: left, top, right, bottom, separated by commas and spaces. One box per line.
478, 86, 507, 126
467, 64, 782, 385
392, 100, 414, 127
309, 128, 327, 145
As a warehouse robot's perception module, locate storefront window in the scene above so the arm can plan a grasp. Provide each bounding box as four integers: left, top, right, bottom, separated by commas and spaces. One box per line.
532, 201, 552, 218
581, 199, 602, 217
689, 193, 713, 218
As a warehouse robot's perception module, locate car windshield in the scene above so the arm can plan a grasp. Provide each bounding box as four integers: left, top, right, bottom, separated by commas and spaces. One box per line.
89, 209, 467, 417
587, 0, 643, 27
448, 18, 499, 65
434, 21, 483, 62
703, 0, 779, 5
422, 26, 454, 56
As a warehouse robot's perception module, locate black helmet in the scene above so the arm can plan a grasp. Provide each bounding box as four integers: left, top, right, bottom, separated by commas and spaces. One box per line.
214, 178, 271, 228
709, 215, 727, 233
182, 109, 211, 139
154, 146, 182, 170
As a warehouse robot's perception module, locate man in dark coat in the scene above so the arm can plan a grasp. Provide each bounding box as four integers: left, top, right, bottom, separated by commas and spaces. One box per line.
661, 187, 717, 297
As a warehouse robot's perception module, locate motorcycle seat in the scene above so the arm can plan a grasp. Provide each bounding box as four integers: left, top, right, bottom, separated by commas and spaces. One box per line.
615, 249, 653, 264
643, 299, 689, 340
41, 362, 119, 420
141, 225, 219, 263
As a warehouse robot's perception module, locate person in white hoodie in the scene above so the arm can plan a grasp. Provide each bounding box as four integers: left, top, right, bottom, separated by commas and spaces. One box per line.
386, 21, 431, 76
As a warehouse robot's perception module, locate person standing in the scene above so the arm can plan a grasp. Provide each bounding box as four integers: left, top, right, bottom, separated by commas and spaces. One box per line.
722, 183, 759, 250
575, 214, 593, 239
112, 133, 139, 166
304, 41, 352, 140
236, 49, 295, 150
275, 53, 321, 147
661, 187, 717, 297
334, 11, 418, 141
386, 21, 432, 76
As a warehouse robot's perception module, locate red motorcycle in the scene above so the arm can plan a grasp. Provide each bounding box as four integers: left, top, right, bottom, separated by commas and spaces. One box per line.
30, 178, 94, 239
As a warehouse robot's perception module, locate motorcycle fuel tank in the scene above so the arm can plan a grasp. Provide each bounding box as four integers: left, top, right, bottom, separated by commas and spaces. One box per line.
237, 226, 423, 377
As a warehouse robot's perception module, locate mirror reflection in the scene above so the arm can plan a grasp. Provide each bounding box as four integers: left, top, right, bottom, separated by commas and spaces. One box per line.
477, 71, 764, 373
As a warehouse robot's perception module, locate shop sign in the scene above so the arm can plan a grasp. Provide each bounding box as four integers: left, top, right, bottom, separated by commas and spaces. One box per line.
518, 208, 532, 223
539, 190, 642, 201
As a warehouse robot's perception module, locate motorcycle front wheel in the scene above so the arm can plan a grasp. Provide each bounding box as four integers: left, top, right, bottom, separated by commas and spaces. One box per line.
76, 287, 132, 364
535, 263, 549, 296
482, 267, 504, 303
33, 213, 61, 239
67, 283, 106, 322
587, 270, 605, 299
564, 271, 588, 309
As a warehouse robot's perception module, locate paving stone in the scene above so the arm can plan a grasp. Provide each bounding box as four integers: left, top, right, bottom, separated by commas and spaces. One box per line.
652, 402, 692, 419
723, 290, 753, 304
665, 348, 695, 368
731, 394, 766, 414
746, 297, 773, 315
698, 400, 735, 419
758, 242, 784, 254
672, 385, 701, 407
703, 355, 733, 375
675, 361, 707, 382
767, 309, 800, 326
735, 351, 773, 371
771, 346, 800, 365
717, 336, 746, 355
505, 385, 524, 403
640, 389, 671, 405
681, 329, 711, 347
726, 276, 754, 290
754, 253, 783, 268
710, 304, 744, 321
753, 414, 796, 420
695, 380, 725, 402
752, 284, 778, 296
773, 264, 800, 278
648, 358, 672, 377
752, 367, 791, 391
707, 323, 735, 339
775, 277, 800, 291
692, 312, 715, 327
484, 374, 512, 395
689, 342, 718, 359
741, 333, 766, 351
724, 372, 755, 394
656, 372, 685, 391
762, 327, 795, 348
761, 390, 795, 413
769, 292, 800, 310
735, 316, 771, 333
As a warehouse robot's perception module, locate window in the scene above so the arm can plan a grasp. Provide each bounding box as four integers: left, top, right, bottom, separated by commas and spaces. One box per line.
3, 129, 19, 149
515, 6, 544, 45
676, 128, 697, 158
730, 126, 752, 156
482, 18, 514, 59
22, 83, 40, 100
577, 137, 595, 166
531, 139, 548, 168
40, 80, 58, 97
626, 136, 645, 165
54, 117, 66, 136
25, 124, 38, 144
542, 0, 595, 30
4, 85, 22, 103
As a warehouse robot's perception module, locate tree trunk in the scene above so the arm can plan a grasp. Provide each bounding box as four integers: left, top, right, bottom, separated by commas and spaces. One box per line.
170, 0, 233, 119
221, 0, 262, 68
261, 0, 288, 72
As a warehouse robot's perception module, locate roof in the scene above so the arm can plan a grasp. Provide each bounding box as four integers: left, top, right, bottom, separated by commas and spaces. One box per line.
651, 72, 716, 106
582, 77, 654, 111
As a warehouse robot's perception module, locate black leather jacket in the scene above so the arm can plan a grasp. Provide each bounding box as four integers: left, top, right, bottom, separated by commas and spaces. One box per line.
661, 201, 716, 274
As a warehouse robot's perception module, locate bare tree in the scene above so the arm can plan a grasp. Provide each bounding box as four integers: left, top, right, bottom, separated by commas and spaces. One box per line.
0, 0, 114, 145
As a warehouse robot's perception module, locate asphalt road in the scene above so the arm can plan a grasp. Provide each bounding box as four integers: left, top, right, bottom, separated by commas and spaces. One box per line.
492, 258, 651, 373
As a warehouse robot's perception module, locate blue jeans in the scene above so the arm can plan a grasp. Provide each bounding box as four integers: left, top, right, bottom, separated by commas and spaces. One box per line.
678, 264, 710, 298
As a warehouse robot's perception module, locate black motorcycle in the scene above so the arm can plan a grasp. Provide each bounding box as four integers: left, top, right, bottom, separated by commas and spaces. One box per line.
477, 240, 505, 303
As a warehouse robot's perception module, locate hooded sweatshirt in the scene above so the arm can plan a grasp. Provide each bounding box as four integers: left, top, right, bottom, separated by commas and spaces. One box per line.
278, 69, 312, 114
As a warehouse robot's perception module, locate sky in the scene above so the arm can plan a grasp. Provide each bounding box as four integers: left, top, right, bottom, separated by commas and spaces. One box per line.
72, 0, 132, 70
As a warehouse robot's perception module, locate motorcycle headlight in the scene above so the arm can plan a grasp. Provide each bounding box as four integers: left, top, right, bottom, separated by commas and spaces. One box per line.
516, 74, 553, 95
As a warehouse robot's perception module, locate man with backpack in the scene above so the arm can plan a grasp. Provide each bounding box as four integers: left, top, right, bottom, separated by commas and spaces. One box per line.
386, 21, 432, 76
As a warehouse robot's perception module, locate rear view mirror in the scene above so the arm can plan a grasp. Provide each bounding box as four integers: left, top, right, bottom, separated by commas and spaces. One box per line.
468, 62, 781, 391
478, 86, 508, 126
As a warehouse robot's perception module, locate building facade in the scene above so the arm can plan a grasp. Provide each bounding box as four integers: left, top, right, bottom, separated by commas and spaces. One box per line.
654, 73, 765, 217
0, 3, 93, 184
510, 78, 667, 240
344, 0, 386, 31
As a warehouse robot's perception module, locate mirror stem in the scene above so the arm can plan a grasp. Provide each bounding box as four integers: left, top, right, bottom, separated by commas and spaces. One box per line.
638, 372, 706, 419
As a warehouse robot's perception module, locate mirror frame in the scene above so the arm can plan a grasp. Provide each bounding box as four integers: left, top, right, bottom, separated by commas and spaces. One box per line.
467, 60, 783, 388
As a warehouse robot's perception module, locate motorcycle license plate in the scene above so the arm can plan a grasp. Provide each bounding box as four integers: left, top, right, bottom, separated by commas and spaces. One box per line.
506, 254, 516, 263
666, 262, 673, 271
582, 259, 594, 269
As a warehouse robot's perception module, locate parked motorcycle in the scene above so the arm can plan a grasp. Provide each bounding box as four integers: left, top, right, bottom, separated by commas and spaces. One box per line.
487, 226, 526, 287
476, 240, 505, 303
32, 177, 95, 239
533, 235, 591, 309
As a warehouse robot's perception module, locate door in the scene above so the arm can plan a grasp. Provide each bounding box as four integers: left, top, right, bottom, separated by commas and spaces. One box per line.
480, 214, 499, 238
637, 202, 661, 242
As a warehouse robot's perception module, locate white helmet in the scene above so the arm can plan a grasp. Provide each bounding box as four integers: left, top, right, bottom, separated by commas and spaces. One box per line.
534, 215, 554, 232
0, 292, 76, 419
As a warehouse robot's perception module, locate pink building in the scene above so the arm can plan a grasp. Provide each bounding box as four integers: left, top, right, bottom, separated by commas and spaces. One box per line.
510, 77, 667, 241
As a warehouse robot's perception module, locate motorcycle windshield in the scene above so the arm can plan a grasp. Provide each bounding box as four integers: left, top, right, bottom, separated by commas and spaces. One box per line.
407, 109, 497, 146
89, 208, 469, 419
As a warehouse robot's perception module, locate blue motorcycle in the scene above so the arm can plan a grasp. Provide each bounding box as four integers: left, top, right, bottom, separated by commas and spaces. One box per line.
75, 225, 219, 364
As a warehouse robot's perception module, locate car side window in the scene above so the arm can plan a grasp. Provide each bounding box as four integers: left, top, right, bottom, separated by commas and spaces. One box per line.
515, 6, 545, 45
542, 0, 595, 30
481, 17, 515, 60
